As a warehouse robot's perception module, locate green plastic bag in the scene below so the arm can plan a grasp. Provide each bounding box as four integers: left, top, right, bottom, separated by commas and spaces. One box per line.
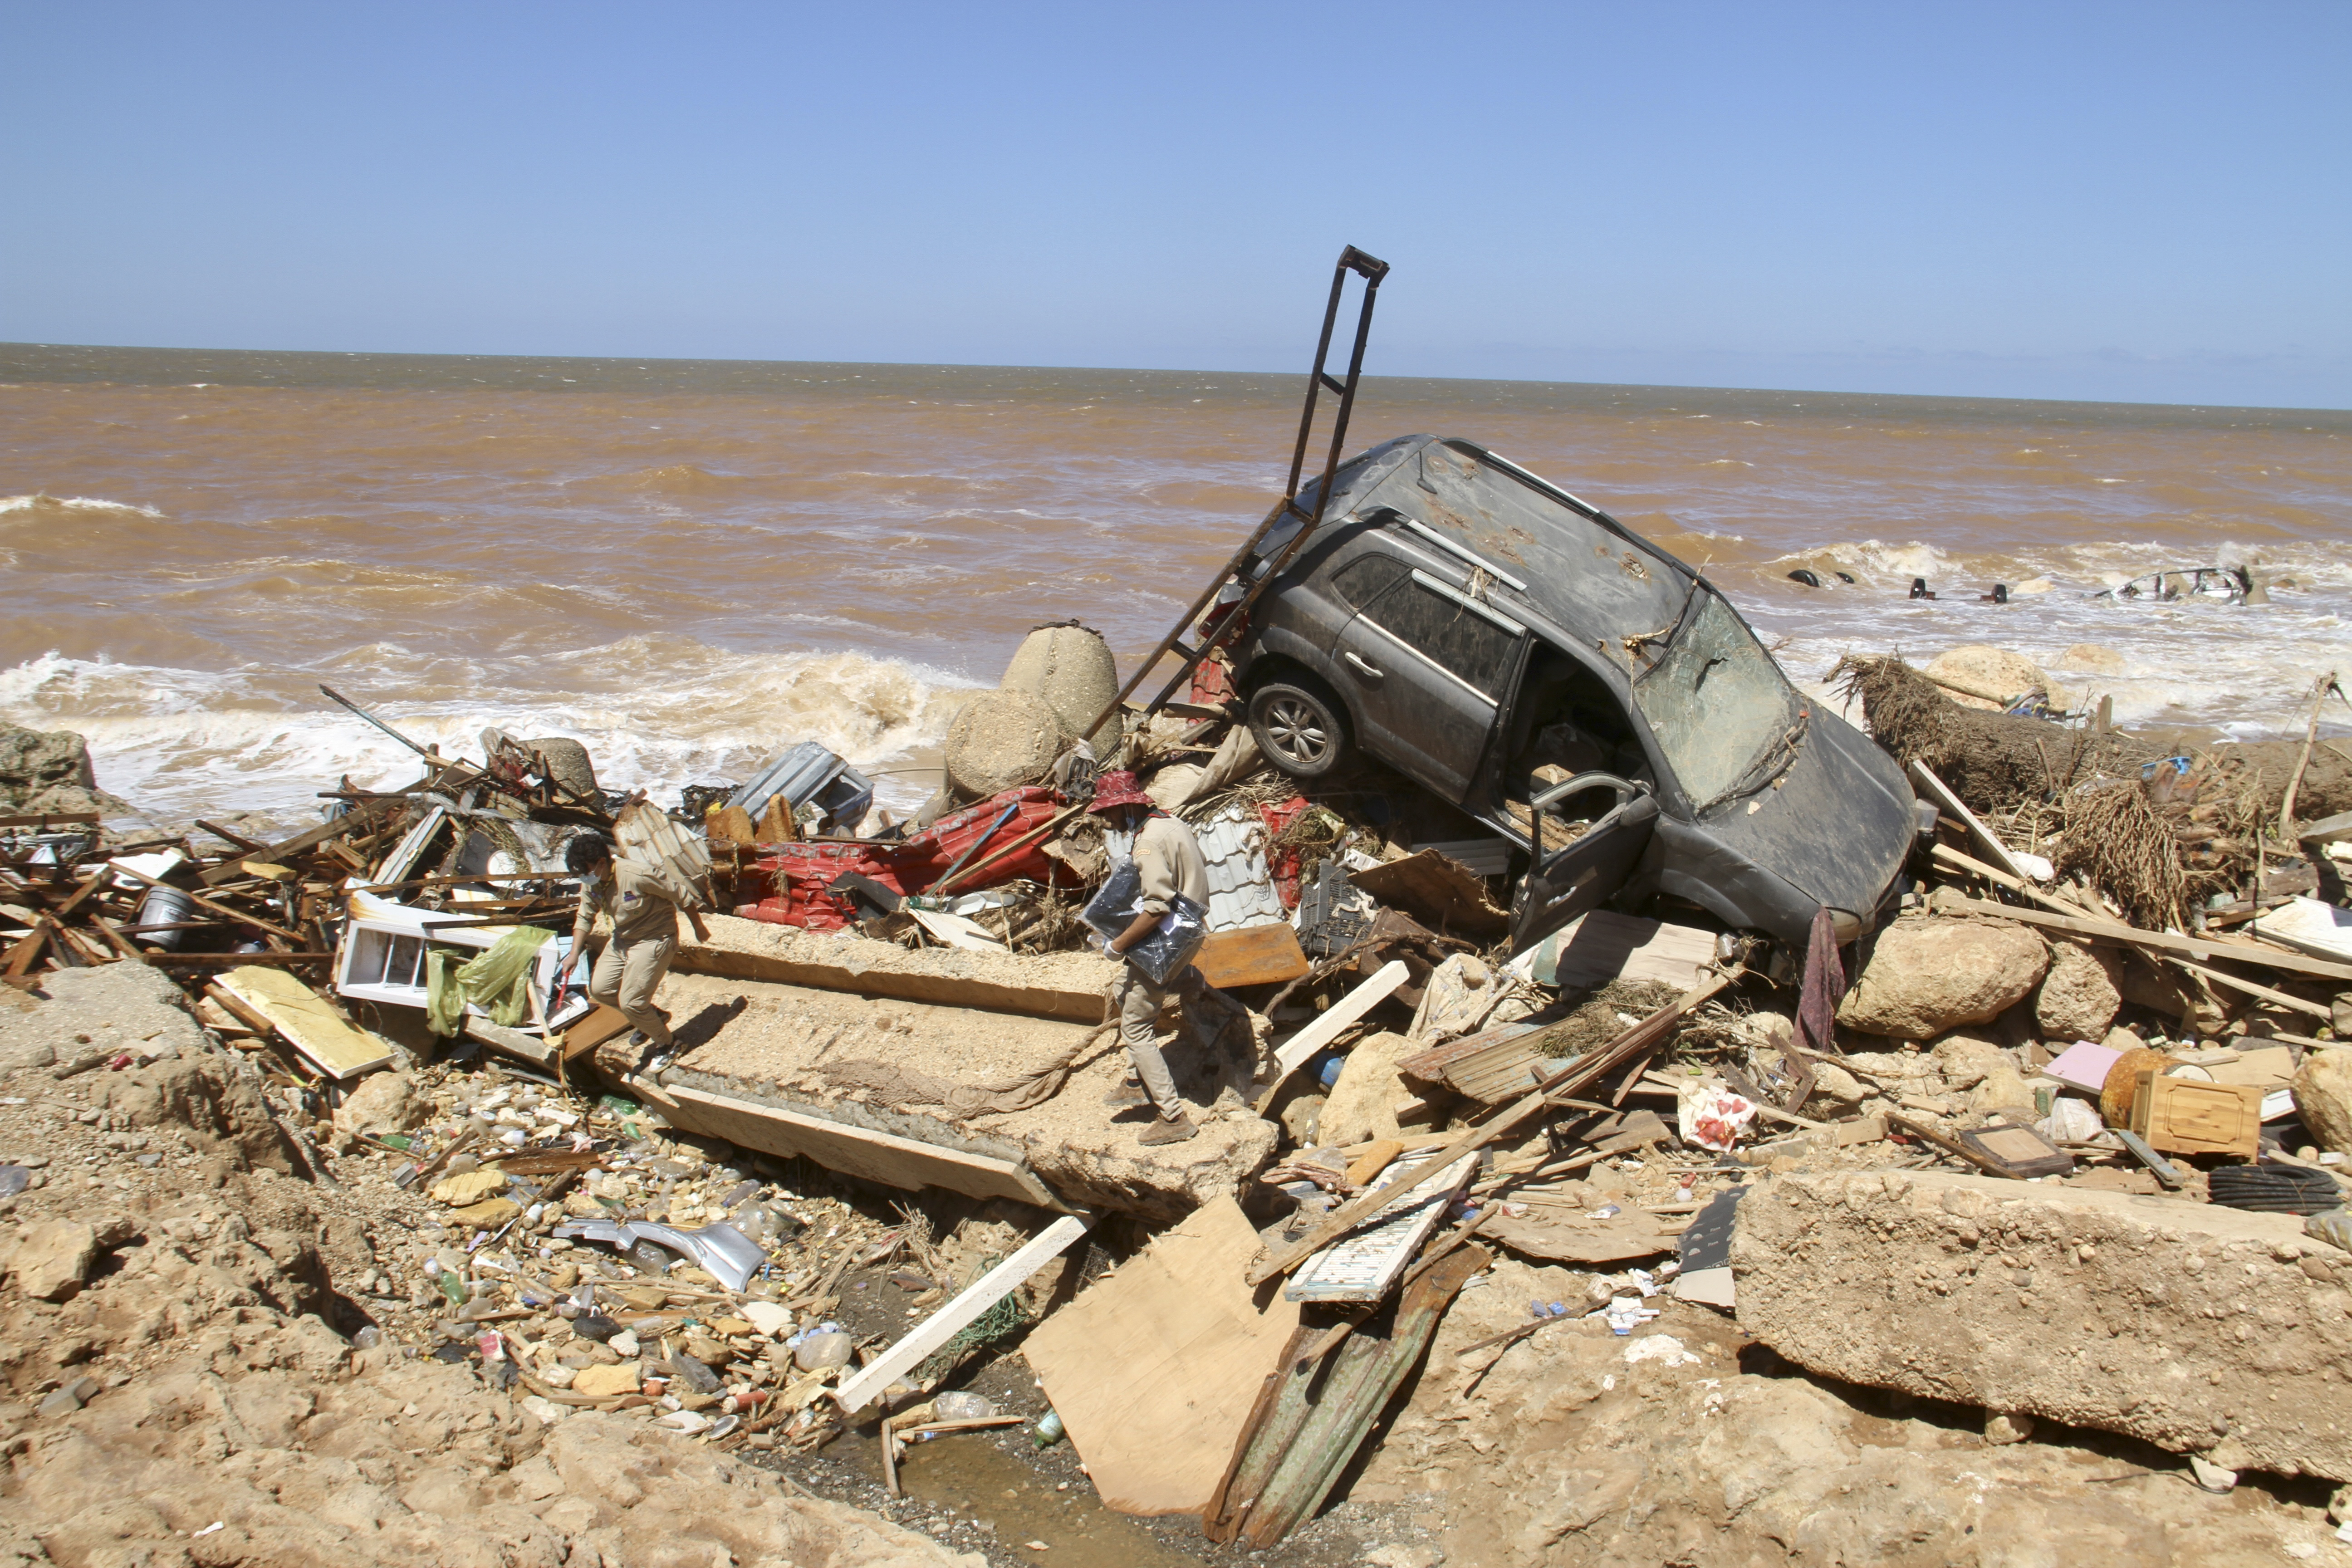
426, 926, 555, 1036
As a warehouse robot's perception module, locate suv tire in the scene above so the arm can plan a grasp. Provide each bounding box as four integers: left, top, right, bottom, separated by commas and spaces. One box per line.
1249, 676, 1352, 780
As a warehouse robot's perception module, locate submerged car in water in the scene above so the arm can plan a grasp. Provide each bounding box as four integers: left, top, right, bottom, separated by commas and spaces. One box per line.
1224, 434, 1923, 954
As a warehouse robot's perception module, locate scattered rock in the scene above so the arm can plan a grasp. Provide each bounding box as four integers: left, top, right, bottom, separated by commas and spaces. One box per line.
2293, 1050, 2352, 1156
1318, 1030, 1416, 1147
2054, 643, 2128, 674
1837, 918, 2050, 1039
570, 1362, 641, 1398
37, 1375, 98, 1417
334, 1071, 428, 1134
2035, 939, 2123, 1044
8, 1219, 100, 1302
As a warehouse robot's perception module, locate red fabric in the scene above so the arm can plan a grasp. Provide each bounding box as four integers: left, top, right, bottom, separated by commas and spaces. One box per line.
732, 786, 1070, 930
1256, 795, 1312, 911
1087, 770, 1152, 814
1189, 658, 1237, 710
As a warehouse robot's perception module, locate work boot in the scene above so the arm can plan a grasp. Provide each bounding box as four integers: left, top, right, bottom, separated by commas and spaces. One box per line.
1137, 1110, 1198, 1146
1101, 1081, 1150, 1109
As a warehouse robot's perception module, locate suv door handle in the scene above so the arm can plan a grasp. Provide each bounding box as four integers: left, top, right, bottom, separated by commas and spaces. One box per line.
1343, 651, 1384, 680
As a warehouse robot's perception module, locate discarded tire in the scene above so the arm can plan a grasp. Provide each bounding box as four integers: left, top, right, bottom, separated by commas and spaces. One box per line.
2206, 1164, 2343, 1215
1248, 677, 1351, 781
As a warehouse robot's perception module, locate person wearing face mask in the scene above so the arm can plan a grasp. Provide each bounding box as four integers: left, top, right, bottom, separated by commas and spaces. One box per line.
559, 830, 706, 1058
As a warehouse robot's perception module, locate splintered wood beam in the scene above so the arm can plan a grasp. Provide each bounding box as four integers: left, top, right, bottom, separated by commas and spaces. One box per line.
1246, 967, 1737, 1287
833, 1212, 1094, 1413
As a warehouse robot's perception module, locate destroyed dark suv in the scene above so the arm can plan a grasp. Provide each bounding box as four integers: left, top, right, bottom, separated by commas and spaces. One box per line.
1227, 434, 1921, 954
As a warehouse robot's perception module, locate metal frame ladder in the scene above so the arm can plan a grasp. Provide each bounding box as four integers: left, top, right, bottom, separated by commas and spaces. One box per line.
1084, 245, 1390, 747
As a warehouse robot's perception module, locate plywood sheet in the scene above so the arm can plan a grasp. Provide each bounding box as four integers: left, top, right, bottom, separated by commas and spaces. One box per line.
1022, 1197, 1303, 1518
1532, 911, 1715, 992
215, 965, 396, 1080
1350, 849, 1509, 936
1193, 923, 1309, 989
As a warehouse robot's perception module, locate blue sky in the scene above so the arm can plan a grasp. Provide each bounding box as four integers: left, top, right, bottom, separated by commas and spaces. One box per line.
4, 2, 2346, 407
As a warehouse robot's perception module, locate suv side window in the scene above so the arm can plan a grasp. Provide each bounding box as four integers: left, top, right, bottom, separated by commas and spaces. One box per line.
1329, 552, 1411, 610
1361, 578, 1520, 698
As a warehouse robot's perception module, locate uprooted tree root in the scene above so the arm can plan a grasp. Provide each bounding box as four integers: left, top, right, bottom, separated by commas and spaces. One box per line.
1831, 654, 2160, 808
1831, 653, 2352, 825
2054, 778, 2199, 931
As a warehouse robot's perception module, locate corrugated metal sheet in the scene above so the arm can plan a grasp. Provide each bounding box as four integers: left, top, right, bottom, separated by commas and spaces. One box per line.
1195, 806, 1287, 933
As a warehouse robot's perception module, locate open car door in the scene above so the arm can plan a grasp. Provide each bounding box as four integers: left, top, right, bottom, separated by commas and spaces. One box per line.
1508, 773, 1660, 956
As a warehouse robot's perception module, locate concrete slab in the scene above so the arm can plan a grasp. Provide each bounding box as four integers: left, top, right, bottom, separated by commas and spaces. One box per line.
675, 914, 1119, 1022
604, 968, 1277, 1220
1734, 1169, 2352, 1480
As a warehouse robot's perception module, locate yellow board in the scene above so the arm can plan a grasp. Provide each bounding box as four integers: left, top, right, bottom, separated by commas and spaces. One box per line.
216, 964, 397, 1080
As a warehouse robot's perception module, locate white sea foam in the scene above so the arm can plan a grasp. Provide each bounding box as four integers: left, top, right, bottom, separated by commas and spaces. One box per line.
0, 493, 166, 519
0, 641, 979, 833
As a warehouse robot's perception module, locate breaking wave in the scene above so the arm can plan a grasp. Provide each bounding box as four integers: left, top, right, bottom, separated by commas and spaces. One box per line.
0, 493, 166, 519
0, 641, 977, 833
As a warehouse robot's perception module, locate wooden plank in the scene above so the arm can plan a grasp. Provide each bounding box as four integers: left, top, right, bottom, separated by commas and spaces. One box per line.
1021, 1197, 1302, 1518
214, 965, 397, 1080
662, 1083, 1063, 1210
1285, 1148, 1475, 1304
466, 1016, 557, 1067
559, 1003, 633, 1061
1263, 960, 1411, 1090
1910, 760, 2037, 883
1529, 910, 1716, 991
1928, 889, 2352, 984
201, 794, 401, 886
0, 810, 104, 829
835, 1213, 1093, 1413
1248, 967, 1735, 1287
1349, 851, 1509, 936
1192, 923, 1310, 990
107, 861, 304, 942
2130, 1073, 2262, 1158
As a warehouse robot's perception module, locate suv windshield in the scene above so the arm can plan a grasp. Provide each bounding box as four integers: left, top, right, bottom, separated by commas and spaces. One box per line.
1631, 588, 1803, 809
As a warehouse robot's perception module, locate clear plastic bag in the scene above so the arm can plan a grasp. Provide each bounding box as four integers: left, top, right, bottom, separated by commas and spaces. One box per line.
1080, 861, 1209, 986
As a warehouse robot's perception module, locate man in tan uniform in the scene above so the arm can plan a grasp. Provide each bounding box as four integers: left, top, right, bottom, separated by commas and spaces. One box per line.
1089, 770, 1214, 1146
560, 830, 706, 1058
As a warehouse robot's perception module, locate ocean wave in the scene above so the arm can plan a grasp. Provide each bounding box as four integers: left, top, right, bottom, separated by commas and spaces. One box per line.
0, 641, 980, 832
0, 493, 166, 519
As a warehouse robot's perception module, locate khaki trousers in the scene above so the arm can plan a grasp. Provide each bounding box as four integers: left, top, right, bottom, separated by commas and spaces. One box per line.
590, 933, 677, 1047
1113, 965, 1220, 1117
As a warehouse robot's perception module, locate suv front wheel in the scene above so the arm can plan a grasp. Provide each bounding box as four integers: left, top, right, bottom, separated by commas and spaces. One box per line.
1248, 677, 1352, 780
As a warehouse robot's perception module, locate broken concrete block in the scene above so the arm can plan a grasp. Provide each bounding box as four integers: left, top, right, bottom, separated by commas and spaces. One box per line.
2035, 940, 2123, 1044
1837, 918, 2049, 1039
1735, 1169, 2352, 1480
943, 690, 1062, 798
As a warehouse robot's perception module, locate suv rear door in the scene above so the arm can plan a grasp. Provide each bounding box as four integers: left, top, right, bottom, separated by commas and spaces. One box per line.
1333, 565, 1524, 803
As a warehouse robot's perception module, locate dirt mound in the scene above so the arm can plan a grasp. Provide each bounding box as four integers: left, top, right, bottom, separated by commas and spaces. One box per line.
0, 992, 976, 1568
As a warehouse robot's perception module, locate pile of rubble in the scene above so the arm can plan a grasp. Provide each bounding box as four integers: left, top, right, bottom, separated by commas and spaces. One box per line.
8, 615, 2352, 1565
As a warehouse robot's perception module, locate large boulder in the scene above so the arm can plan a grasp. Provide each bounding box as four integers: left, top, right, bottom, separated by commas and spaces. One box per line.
1000, 622, 1123, 752
2295, 1049, 2352, 1156
942, 690, 1061, 799
0, 723, 122, 816
2034, 939, 2123, 1044
5, 1220, 100, 1302
1923, 646, 2053, 711
1837, 917, 2049, 1039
